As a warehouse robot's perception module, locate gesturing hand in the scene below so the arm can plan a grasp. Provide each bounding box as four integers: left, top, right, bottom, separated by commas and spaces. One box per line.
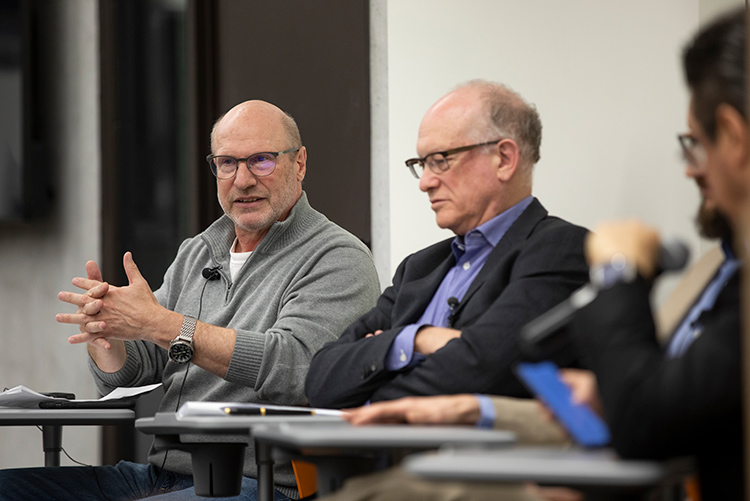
57, 260, 112, 349
57, 252, 166, 346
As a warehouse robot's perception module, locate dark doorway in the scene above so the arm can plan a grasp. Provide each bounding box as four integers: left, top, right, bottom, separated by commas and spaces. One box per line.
205, 1, 371, 244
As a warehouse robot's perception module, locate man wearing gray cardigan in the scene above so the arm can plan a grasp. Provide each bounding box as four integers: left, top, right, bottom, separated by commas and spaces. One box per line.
0, 101, 380, 501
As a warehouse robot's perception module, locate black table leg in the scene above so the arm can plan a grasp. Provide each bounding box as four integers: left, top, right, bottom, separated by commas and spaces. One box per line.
154, 435, 246, 497
42, 425, 62, 467
256, 441, 274, 501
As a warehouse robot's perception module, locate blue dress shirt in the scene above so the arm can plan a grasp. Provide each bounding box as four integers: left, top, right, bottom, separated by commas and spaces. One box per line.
665, 241, 739, 358
384, 196, 534, 372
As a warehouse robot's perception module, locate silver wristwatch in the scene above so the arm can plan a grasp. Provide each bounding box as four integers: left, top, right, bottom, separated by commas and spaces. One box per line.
168, 315, 197, 364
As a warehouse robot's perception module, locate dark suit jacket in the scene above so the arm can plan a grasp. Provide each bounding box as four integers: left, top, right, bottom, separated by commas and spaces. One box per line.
573, 274, 742, 500
306, 198, 589, 408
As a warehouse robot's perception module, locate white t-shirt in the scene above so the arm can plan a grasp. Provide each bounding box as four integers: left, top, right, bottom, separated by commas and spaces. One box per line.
229, 239, 252, 281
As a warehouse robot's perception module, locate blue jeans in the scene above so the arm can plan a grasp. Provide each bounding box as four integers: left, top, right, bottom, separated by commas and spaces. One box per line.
0, 461, 291, 501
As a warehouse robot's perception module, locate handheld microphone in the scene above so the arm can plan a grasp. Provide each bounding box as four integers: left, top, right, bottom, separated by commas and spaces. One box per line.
520, 238, 690, 360
202, 266, 221, 280
654, 237, 691, 274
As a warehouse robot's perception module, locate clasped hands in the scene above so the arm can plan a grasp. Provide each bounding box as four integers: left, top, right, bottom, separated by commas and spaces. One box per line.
56, 252, 164, 350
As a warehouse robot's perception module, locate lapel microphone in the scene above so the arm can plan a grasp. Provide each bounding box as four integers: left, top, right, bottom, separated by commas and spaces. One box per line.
447, 297, 459, 327
202, 266, 221, 280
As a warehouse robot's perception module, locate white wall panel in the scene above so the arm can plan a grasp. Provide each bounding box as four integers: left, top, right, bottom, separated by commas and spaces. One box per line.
372, 0, 704, 297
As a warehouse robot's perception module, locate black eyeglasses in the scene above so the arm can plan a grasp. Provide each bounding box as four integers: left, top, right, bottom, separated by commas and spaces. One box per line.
206, 147, 300, 179
677, 133, 705, 168
404, 140, 502, 179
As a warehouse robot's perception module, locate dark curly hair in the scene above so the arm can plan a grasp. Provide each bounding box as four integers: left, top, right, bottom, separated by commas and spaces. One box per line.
683, 7, 746, 140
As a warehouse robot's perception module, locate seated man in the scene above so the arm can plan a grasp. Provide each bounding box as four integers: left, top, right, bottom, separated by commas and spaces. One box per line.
306, 80, 590, 409
319, 8, 747, 501
573, 9, 746, 499
0, 100, 380, 501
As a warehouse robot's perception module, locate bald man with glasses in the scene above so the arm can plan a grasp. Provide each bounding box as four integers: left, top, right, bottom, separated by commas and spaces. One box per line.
1, 100, 381, 501
306, 80, 589, 410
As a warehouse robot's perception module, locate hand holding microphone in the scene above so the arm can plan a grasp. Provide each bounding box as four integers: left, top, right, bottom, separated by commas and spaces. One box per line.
585, 220, 687, 280
521, 221, 689, 359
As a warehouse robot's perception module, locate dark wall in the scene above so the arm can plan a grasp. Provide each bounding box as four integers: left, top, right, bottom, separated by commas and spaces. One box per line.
200, 1, 371, 245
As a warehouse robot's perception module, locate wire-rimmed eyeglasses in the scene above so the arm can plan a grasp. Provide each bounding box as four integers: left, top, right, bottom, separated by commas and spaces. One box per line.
677, 133, 706, 168
404, 140, 502, 179
206, 147, 300, 179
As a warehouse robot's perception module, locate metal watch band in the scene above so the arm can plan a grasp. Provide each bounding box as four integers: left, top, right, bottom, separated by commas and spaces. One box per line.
589, 253, 637, 289
180, 315, 198, 342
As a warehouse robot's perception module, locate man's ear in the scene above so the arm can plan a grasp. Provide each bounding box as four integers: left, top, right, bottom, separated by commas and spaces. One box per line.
294, 146, 307, 182
715, 104, 750, 176
496, 139, 520, 182
715, 104, 750, 236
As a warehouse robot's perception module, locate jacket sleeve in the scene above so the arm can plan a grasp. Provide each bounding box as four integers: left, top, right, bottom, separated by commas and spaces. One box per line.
305, 257, 409, 408
572, 276, 741, 459
491, 396, 569, 445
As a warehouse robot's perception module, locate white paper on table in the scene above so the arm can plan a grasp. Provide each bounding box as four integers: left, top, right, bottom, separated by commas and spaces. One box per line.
0, 383, 162, 408
83, 384, 162, 401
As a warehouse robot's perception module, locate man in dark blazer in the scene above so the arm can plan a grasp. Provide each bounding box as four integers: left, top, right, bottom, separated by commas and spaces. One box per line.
571, 9, 746, 500
306, 80, 589, 409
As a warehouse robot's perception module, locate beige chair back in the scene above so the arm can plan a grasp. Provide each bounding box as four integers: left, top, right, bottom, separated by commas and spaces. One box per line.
654, 246, 725, 344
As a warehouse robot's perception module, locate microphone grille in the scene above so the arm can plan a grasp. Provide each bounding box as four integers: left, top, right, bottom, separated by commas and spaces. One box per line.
659, 238, 690, 272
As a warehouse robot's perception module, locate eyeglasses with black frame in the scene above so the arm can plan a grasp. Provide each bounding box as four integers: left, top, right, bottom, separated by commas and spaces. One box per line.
404, 140, 503, 179
206, 147, 300, 179
677, 133, 706, 168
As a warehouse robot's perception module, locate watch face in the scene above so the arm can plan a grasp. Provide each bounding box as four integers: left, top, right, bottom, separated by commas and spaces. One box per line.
169, 341, 193, 364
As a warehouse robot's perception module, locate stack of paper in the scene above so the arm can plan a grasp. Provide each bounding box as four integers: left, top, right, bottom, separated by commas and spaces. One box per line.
0, 384, 162, 408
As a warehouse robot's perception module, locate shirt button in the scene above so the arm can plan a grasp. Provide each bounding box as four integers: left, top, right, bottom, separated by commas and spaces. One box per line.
463, 262, 471, 271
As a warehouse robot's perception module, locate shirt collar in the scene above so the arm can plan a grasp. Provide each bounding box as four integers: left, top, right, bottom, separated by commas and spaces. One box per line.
452, 196, 534, 254
721, 239, 737, 262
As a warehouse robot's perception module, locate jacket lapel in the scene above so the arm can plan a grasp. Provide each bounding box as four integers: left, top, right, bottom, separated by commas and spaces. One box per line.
454, 198, 548, 316
393, 240, 456, 323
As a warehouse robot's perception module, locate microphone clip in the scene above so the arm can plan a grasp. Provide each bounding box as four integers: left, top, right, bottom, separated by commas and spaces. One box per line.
447, 297, 459, 328
202, 265, 221, 281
